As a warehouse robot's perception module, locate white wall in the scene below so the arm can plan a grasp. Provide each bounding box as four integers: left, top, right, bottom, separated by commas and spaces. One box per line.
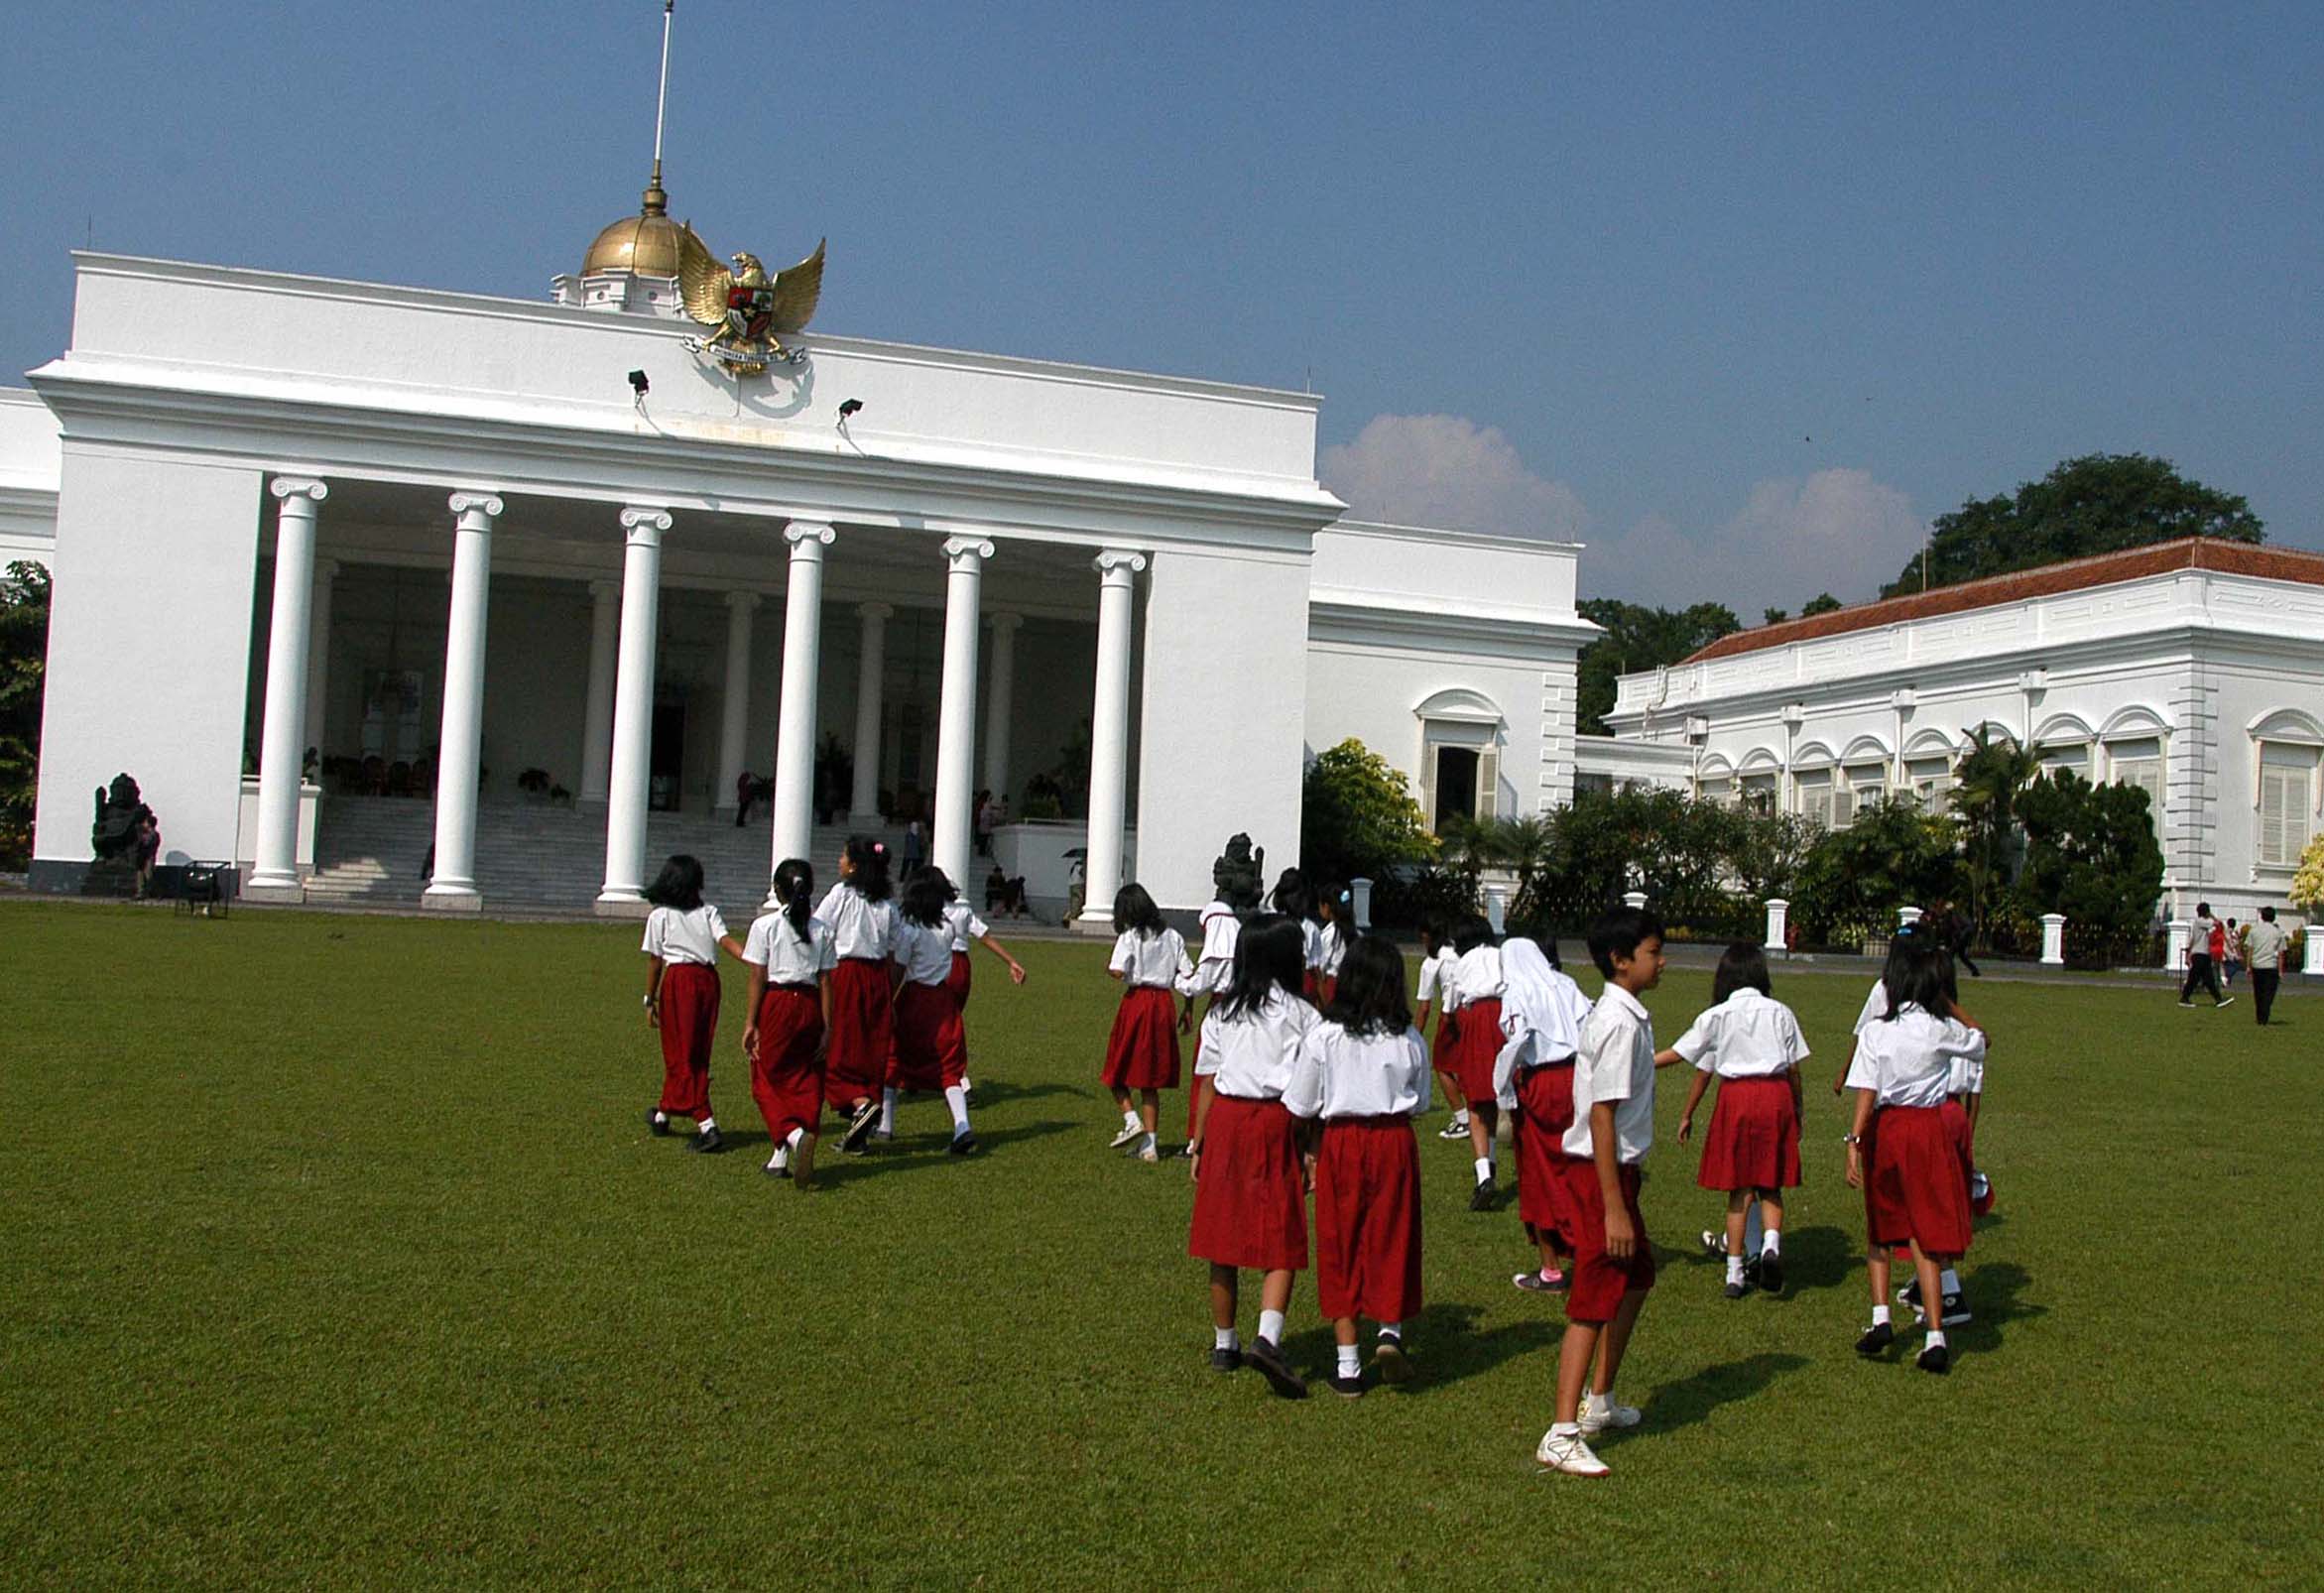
0, 389, 61, 564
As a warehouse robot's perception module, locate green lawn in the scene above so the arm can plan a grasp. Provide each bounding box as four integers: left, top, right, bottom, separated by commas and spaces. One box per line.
1, 901, 2316, 1588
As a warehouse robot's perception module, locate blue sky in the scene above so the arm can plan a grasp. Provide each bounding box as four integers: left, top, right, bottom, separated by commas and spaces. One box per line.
6, 2, 2318, 611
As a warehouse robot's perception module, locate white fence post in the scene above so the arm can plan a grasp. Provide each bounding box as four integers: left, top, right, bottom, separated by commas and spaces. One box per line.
1622, 890, 1649, 911
1765, 898, 1789, 952
2303, 920, 2323, 976
1484, 885, 1508, 935
1350, 877, 1374, 933
2164, 919, 2190, 972
2039, 913, 2066, 965
1897, 905, 1923, 932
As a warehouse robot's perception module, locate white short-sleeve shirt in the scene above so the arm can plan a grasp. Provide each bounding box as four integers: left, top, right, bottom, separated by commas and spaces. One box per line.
643, 904, 727, 966
1844, 1005, 1987, 1109
1415, 948, 1455, 1006
1283, 1022, 1431, 1120
741, 911, 836, 986
891, 917, 954, 987
816, 883, 895, 961
943, 901, 989, 953
1671, 989, 1810, 1079
1177, 904, 1241, 997
1853, 978, 1889, 1036
1564, 982, 1656, 1164
1447, 944, 1505, 1009
1318, 921, 1347, 977
1302, 919, 1327, 972
1111, 926, 1190, 988
1197, 989, 1319, 1097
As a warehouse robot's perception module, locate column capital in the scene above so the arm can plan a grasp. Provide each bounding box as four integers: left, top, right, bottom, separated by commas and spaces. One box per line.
620, 505, 673, 543
988, 609, 1025, 634
858, 600, 895, 622
271, 475, 328, 505
1093, 549, 1149, 579
784, 519, 836, 549
943, 536, 997, 570
311, 557, 341, 583
724, 588, 763, 613
448, 491, 504, 520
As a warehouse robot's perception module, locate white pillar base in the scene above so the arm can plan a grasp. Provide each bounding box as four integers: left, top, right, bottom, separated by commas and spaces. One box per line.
241, 881, 307, 906
593, 894, 652, 919
421, 885, 482, 914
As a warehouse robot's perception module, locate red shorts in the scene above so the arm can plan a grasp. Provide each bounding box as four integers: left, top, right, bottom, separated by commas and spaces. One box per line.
889, 980, 967, 1093
1695, 1074, 1801, 1191
1453, 998, 1504, 1108
1102, 984, 1180, 1089
1864, 1105, 1972, 1256
1187, 1095, 1307, 1272
1559, 1159, 1655, 1323
1515, 1062, 1578, 1247
823, 958, 893, 1109
655, 962, 720, 1121
748, 984, 824, 1140
1313, 1116, 1422, 1323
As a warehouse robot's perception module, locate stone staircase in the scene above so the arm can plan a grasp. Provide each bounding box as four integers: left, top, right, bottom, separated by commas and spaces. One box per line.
301, 796, 905, 919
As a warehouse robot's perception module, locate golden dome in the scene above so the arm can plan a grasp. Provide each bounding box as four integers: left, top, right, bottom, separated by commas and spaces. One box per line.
581, 168, 683, 277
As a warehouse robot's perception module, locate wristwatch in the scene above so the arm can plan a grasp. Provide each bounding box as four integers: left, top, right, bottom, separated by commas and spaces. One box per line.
1841, 1133, 1863, 1147
643, 993, 659, 1009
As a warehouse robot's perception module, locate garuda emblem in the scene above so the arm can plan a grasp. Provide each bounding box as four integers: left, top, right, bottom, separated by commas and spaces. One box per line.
676, 226, 825, 375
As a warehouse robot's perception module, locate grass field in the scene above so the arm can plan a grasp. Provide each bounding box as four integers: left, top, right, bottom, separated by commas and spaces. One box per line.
2, 900, 2317, 1589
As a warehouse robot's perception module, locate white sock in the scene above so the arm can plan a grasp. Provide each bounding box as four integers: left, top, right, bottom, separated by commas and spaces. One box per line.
652, 1110, 668, 1124
696, 1117, 715, 1134
1259, 1308, 1286, 1345
1214, 1326, 1238, 1352
1726, 1255, 1746, 1285
1761, 1230, 1781, 1257
1451, 1111, 1468, 1128
1378, 1322, 1402, 1340
1123, 1108, 1142, 1130
1584, 1389, 1608, 1411
1336, 1344, 1361, 1377
1925, 1328, 1948, 1350
943, 1085, 971, 1134
879, 1089, 898, 1133
1939, 1268, 1962, 1295
766, 1149, 787, 1171
1474, 1157, 1494, 1184
1141, 1132, 1157, 1154
960, 1076, 974, 1094
785, 1126, 805, 1152
1872, 1304, 1893, 1327
1550, 1420, 1580, 1437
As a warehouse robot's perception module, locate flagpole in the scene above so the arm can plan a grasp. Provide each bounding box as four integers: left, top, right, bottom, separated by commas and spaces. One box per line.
652, 1, 674, 186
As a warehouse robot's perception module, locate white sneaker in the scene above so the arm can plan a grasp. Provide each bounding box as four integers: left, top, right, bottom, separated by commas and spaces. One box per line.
1579, 1393, 1642, 1434
1137, 1145, 1159, 1164
1109, 1121, 1144, 1150
1438, 1116, 1471, 1141
1534, 1427, 1610, 1477
1699, 1229, 1727, 1257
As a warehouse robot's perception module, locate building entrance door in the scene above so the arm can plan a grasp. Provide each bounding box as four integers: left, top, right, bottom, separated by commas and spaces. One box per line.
651, 701, 685, 811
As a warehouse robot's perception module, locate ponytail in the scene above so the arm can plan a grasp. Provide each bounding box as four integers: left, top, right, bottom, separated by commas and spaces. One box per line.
774, 857, 815, 939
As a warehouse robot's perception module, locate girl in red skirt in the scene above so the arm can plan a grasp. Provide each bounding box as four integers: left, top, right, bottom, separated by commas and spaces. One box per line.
1174, 893, 1243, 1154
1843, 939, 1987, 1375
1492, 936, 1593, 1296
1414, 919, 1468, 1145
1103, 883, 1191, 1164
1189, 913, 1318, 1400
740, 856, 837, 1187
883, 871, 980, 1154
927, 865, 1028, 1098
1445, 915, 1506, 1209
1314, 882, 1352, 1007
641, 854, 744, 1154
1272, 869, 1326, 1005
1284, 932, 1429, 1397
813, 836, 896, 1154
1668, 942, 1808, 1298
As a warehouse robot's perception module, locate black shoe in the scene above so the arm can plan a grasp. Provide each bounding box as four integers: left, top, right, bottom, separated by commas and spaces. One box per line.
1469, 1175, 1496, 1212
1856, 1321, 1896, 1358
840, 1100, 881, 1154
687, 1126, 725, 1154
1936, 1291, 1972, 1327
647, 1109, 671, 1137
764, 1161, 790, 1179
1173, 1144, 1195, 1160
1245, 1336, 1307, 1400
1326, 1372, 1365, 1400
1758, 1253, 1784, 1293
1724, 1280, 1749, 1299
1209, 1346, 1243, 1374
1373, 1337, 1414, 1385
948, 1131, 979, 1157
1916, 1341, 1951, 1375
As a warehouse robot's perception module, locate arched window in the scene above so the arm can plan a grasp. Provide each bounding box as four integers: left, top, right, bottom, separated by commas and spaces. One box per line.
1413, 688, 1506, 833
2249, 709, 2324, 869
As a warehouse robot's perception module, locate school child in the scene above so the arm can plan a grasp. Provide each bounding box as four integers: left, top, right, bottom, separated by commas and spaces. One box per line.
1843, 938, 1987, 1375
884, 871, 981, 1155
1536, 906, 1679, 1478
641, 853, 744, 1154
815, 835, 898, 1153
1283, 933, 1429, 1397
923, 864, 1029, 1098
739, 857, 836, 1187
1273, 869, 1326, 1004
1104, 884, 1192, 1164
1174, 891, 1244, 1152
1414, 919, 1470, 1143
1666, 942, 1808, 1298
1188, 914, 1319, 1400
1492, 937, 1592, 1295
1445, 916, 1507, 1209
1314, 882, 1353, 1006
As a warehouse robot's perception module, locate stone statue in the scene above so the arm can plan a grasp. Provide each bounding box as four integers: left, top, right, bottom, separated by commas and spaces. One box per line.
85, 773, 157, 897
1212, 833, 1266, 913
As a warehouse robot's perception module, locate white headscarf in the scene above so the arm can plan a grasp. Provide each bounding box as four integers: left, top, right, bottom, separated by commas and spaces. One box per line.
1492, 937, 1593, 1108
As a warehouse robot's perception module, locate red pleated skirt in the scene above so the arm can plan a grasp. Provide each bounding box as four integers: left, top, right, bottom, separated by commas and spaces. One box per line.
1187, 996, 1218, 1137
1695, 1074, 1802, 1191
656, 962, 719, 1120
1314, 1116, 1423, 1322
823, 957, 893, 1109
1317, 975, 1338, 1009
1303, 969, 1325, 1004
1865, 1104, 1973, 1256
1431, 1009, 1462, 1075
1515, 1061, 1578, 1244
1453, 998, 1504, 1107
1102, 984, 1180, 1089
889, 979, 967, 1093
947, 949, 972, 1010
1187, 1095, 1307, 1272
749, 984, 825, 1141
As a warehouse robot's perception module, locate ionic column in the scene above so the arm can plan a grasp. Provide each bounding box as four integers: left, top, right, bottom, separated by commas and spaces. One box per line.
248, 476, 327, 901
423, 491, 502, 912
932, 537, 994, 885
598, 507, 671, 913
577, 577, 620, 807
1077, 551, 1145, 925
303, 557, 338, 759
847, 601, 892, 824
768, 521, 835, 888
983, 611, 1021, 802
713, 590, 761, 818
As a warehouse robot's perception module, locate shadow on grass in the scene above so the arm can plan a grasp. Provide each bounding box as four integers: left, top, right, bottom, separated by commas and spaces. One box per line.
813, 1118, 1080, 1188
1280, 1302, 1557, 1394
964, 1080, 1092, 1107
1623, 1351, 1811, 1439
1952, 1261, 2043, 1353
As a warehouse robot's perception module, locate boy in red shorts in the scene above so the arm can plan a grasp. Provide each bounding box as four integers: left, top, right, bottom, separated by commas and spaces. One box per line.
1536, 906, 1676, 1478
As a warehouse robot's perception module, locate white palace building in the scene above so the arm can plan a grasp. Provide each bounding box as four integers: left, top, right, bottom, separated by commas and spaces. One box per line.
10, 182, 1597, 919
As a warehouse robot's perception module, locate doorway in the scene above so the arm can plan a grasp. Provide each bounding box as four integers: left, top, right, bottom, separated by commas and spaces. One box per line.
1432, 745, 1479, 831
650, 701, 685, 811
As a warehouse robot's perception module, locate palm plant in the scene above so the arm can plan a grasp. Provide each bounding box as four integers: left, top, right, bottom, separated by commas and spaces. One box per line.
1948, 726, 2040, 946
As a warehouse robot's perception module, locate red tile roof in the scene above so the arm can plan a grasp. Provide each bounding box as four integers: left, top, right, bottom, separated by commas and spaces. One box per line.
1686, 538, 2324, 664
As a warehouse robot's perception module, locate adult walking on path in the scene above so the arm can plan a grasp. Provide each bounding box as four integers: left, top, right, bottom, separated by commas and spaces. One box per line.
2243, 908, 2288, 1026
2179, 902, 2234, 1010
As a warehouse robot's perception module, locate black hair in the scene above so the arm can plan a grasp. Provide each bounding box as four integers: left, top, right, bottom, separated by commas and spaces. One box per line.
1450, 914, 1493, 955
1586, 906, 1664, 980
645, 853, 705, 912
2197, 901, 2212, 918
1315, 881, 1351, 923
1417, 917, 1448, 954
919, 864, 960, 905
1710, 941, 1772, 1004
1271, 867, 1313, 920
772, 856, 815, 938
1114, 882, 1165, 937
842, 834, 893, 902
1880, 937, 1953, 1022
1217, 913, 1305, 1020
900, 869, 949, 929
2261, 906, 2277, 922
1324, 933, 1412, 1039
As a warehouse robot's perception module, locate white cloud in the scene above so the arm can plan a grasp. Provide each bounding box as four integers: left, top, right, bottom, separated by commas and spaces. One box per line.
1320, 414, 1589, 542
1591, 468, 1926, 613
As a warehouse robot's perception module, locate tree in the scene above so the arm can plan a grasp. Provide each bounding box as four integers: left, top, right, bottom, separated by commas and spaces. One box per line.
1800, 592, 1843, 616
1573, 599, 1742, 736
1300, 739, 1436, 884
1791, 798, 1963, 949
1948, 726, 2040, 945
0, 560, 50, 870
2012, 772, 2164, 968
1882, 452, 2263, 598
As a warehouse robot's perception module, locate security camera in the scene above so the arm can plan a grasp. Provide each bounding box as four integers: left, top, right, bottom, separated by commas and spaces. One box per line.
627, 370, 650, 397
837, 398, 864, 421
